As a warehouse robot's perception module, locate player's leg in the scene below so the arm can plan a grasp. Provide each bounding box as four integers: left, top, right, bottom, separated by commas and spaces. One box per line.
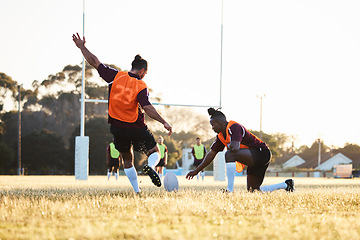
260, 179, 295, 192
142, 145, 162, 187
111, 125, 140, 193
247, 174, 265, 191
200, 169, 205, 181
245, 149, 294, 192
122, 149, 141, 193
225, 149, 255, 166
146, 145, 161, 169
155, 165, 162, 181
114, 160, 120, 180
193, 160, 201, 181
107, 166, 112, 181
133, 126, 161, 187
246, 149, 269, 191
158, 166, 163, 181
225, 149, 255, 192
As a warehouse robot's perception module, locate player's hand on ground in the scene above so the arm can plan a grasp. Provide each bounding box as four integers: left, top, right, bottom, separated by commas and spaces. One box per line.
164, 122, 172, 136
72, 33, 86, 49
186, 170, 198, 180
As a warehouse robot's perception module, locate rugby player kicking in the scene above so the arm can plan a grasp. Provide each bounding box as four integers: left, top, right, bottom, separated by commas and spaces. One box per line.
72, 33, 172, 193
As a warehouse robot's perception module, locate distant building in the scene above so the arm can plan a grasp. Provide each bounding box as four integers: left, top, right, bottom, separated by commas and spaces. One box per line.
281, 155, 305, 169
315, 153, 352, 171
271, 151, 360, 172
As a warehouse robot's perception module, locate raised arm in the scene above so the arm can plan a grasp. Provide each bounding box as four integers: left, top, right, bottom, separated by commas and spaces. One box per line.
142, 104, 172, 135
72, 33, 101, 69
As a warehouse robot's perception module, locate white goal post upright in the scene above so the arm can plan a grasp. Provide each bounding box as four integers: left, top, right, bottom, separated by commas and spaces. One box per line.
75, 0, 89, 180
214, 151, 226, 181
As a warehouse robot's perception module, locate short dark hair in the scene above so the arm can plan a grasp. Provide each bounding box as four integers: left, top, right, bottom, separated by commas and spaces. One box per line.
208, 108, 226, 121
131, 54, 147, 71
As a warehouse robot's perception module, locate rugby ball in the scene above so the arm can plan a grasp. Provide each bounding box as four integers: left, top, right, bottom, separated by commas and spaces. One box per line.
163, 172, 179, 192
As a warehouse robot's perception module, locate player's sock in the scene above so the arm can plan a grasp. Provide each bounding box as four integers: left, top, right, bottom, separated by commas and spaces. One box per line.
201, 171, 205, 181
159, 173, 162, 180
197, 174, 199, 181
115, 172, 118, 180
226, 162, 236, 192
107, 171, 111, 180
260, 182, 287, 193
147, 152, 160, 169
124, 166, 140, 193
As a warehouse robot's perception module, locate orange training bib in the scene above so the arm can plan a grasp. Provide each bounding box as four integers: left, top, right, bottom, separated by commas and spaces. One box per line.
108, 71, 147, 123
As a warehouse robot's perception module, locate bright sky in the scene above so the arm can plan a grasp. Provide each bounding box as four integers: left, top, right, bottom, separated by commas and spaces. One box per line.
1, 0, 360, 148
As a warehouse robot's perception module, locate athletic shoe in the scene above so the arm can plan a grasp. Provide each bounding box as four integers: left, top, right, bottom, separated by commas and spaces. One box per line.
285, 179, 295, 192
142, 165, 162, 187
220, 188, 231, 193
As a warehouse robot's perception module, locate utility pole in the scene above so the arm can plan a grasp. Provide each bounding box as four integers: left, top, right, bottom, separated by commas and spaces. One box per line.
17, 84, 22, 175
318, 138, 321, 167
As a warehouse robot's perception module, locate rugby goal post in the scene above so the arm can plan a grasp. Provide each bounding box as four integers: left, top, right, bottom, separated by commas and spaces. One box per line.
75, 136, 89, 180
75, 0, 224, 180
75, 0, 89, 180
213, 151, 226, 181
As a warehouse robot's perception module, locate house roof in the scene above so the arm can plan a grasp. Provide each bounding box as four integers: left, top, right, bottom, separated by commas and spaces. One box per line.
282, 155, 306, 169
273, 153, 297, 165
338, 152, 360, 169
314, 153, 352, 171
273, 151, 360, 170
297, 152, 333, 169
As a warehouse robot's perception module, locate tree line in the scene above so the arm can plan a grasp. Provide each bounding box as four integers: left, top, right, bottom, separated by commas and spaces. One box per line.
1, 64, 359, 175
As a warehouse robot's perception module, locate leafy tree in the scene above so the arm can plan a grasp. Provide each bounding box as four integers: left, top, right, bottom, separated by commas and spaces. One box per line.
0, 72, 17, 112
69, 117, 147, 174
0, 142, 15, 174
22, 129, 71, 174
83, 117, 113, 175
298, 140, 329, 161
341, 143, 360, 153
248, 130, 288, 161
332, 143, 360, 168
0, 72, 17, 95
69, 117, 113, 175
1, 111, 18, 148
147, 107, 213, 141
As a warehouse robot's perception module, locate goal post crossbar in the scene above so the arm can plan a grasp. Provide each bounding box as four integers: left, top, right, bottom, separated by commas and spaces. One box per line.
82, 99, 221, 109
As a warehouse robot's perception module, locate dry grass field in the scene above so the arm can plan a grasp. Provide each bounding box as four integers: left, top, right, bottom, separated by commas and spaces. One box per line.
1, 175, 360, 240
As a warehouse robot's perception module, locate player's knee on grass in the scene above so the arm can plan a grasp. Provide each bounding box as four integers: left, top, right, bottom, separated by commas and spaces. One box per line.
247, 175, 264, 192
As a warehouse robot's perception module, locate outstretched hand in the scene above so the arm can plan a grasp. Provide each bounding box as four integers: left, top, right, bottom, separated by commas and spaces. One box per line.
72, 33, 86, 49
186, 170, 199, 180
164, 122, 172, 136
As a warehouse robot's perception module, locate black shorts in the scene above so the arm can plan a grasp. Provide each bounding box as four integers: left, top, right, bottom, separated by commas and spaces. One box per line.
110, 125, 157, 154
193, 159, 203, 167
108, 158, 120, 171
156, 158, 166, 167
245, 148, 271, 177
